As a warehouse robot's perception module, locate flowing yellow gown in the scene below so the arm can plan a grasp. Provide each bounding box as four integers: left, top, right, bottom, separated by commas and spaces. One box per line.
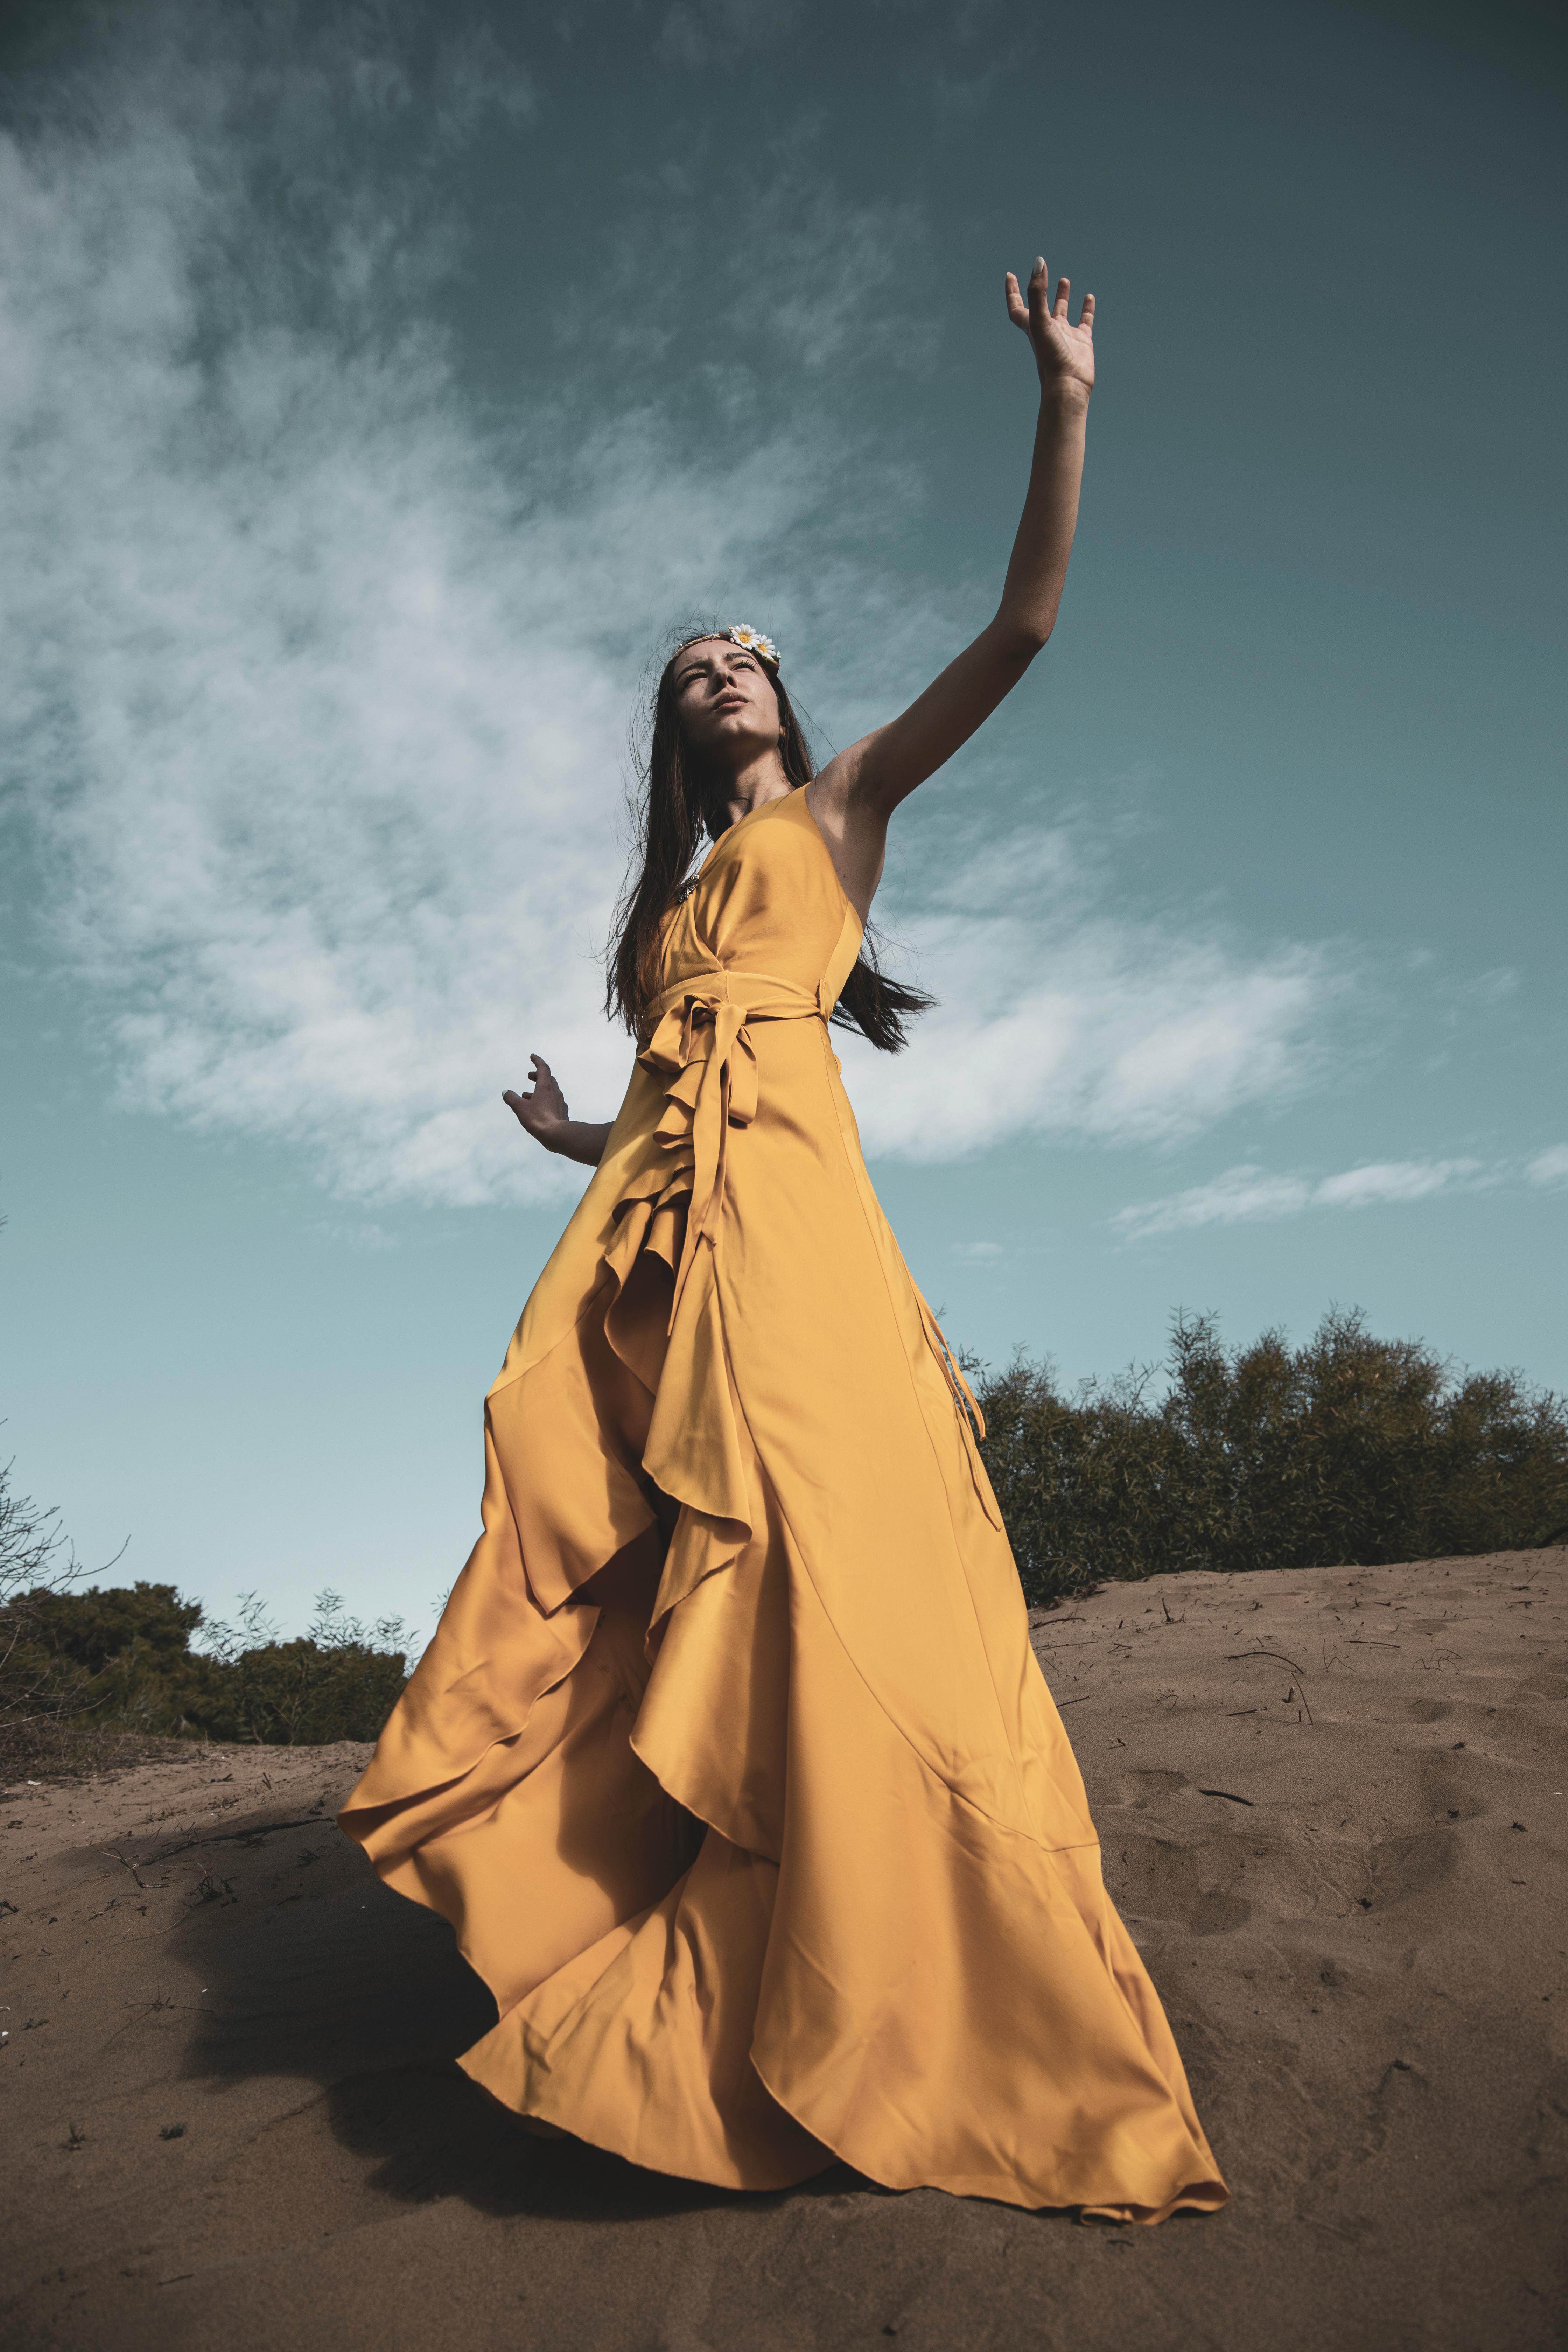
340, 786, 1226, 2221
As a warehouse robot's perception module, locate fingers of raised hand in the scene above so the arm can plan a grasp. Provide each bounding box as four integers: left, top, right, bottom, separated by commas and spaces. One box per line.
1032, 263, 1081, 340
504, 1052, 567, 1130
1011, 254, 1093, 343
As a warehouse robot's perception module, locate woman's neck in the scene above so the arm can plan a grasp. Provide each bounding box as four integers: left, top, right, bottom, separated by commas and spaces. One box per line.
717, 748, 795, 833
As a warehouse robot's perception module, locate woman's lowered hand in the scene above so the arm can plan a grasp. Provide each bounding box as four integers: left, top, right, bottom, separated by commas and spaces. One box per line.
503, 1056, 612, 1167
504, 1053, 570, 1146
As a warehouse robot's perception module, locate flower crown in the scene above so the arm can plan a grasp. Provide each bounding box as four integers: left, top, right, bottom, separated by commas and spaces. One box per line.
726, 623, 779, 667
674, 623, 780, 670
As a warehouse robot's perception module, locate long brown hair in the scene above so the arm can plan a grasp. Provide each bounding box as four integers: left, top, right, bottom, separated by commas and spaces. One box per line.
607, 631, 933, 1053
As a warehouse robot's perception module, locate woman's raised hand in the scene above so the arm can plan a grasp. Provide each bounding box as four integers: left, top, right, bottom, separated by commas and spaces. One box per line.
504, 1054, 571, 1149
1006, 257, 1095, 398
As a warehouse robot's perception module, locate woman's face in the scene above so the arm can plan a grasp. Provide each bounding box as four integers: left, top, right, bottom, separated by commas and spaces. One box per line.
669, 637, 782, 767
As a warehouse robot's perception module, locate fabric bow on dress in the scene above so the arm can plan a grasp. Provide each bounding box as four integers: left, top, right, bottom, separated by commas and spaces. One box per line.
638, 961, 830, 1327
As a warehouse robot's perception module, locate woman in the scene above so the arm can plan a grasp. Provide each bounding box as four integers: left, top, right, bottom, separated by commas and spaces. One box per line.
341, 257, 1226, 2221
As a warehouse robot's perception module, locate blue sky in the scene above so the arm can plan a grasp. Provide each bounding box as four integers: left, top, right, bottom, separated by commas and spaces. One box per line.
1, 0, 1564, 1643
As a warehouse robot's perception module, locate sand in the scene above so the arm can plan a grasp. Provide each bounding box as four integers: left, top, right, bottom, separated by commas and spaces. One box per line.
3, 1547, 1564, 2352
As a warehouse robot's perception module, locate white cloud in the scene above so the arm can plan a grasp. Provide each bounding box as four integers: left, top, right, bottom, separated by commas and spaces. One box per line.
0, 46, 877, 1208
1113, 1155, 1488, 1240
1441, 966, 1519, 1011
1527, 1145, 1568, 1187
0, 18, 1351, 1210
1114, 1167, 1314, 1236
845, 827, 1343, 1160
1312, 1158, 1482, 1209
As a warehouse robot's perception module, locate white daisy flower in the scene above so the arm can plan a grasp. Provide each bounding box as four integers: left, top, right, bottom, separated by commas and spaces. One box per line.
728, 624, 779, 666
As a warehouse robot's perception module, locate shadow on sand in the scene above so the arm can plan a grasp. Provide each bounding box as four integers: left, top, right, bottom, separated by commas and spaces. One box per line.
173, 1815, 873, 2225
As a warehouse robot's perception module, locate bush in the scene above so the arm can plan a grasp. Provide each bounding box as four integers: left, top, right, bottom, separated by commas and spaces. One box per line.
0, 1455, 134, 1772
180, 1634, 408, 1745
974, 1307, 1568, 1609
8, 1305, 1566, 1757
176, 1592, 413, 1745
0, 1539, 414, 1770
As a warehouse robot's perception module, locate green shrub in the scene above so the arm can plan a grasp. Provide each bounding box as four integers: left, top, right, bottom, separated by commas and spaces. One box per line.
0, 1554, 414, 1766
20, 1579, 202, 1675
8, 1304, 1566, 1759
974, 1308, 1568, 1609
175, 1592, 412, 1745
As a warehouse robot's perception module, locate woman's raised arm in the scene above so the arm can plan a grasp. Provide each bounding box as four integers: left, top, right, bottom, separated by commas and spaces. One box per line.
807, 255, 1094, 918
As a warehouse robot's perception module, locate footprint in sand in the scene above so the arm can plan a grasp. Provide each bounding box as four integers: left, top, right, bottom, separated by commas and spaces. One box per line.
1111, 1768, 1190, 1807
1406, 1698, 1452, 1724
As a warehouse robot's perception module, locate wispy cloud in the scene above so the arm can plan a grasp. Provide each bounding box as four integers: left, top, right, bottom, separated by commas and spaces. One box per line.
1113, 1154, 1496, 1240
1528, 1145, 1568, 1187
1, 10, 1351, 1208
847, 826, 1346, 1159
0, 25, 889, 1206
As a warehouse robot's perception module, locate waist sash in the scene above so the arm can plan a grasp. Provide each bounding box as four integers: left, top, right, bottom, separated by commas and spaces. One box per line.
638, 962, 832, 1321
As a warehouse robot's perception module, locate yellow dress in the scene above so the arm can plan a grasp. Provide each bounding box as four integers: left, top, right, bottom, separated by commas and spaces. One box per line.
340, 787, 1226, 2221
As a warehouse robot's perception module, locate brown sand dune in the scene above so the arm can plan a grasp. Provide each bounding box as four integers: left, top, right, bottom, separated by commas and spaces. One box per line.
3, 1548, 1564, 2352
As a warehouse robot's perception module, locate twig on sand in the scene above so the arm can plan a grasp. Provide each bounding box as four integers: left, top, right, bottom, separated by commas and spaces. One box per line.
129, 1816, 324, 1866
1223, 1649, 1315, 1723
1197, 1788, 1254, 1806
